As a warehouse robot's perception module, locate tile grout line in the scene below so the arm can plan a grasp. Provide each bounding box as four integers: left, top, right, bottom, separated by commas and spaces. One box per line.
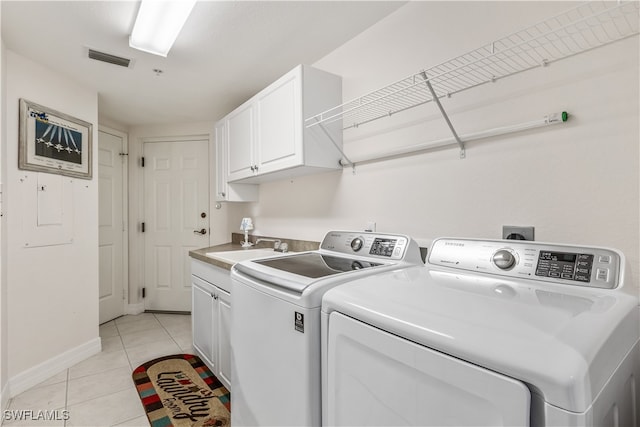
114, 318, 136, 371
64, 369, 69, 427
121, 315, 171, 368
79, 316, 154, 425
67, 320, 129, 421
153, 313, 186, 354
117, 317, 147, 426
66, 319, 141, 416
68, 324, 129, 383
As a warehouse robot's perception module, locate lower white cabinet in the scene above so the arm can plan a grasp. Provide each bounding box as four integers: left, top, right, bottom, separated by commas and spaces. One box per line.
191, 259, 232, 390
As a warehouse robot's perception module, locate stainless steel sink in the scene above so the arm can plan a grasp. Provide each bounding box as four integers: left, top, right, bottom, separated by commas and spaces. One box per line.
205, 248, 295, 264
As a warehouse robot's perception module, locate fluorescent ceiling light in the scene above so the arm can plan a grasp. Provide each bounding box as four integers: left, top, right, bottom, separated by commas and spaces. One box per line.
129, 0, 197, 57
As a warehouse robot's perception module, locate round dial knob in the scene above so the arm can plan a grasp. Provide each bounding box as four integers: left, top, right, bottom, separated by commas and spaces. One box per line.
350, 237, 364, 252
493, 249, 516, 270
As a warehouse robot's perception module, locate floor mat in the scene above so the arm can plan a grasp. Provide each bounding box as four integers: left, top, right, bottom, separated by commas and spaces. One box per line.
132, 354, 230, 427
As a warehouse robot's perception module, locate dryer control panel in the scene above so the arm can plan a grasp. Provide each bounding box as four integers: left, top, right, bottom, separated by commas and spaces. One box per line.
428, 238, 622, 289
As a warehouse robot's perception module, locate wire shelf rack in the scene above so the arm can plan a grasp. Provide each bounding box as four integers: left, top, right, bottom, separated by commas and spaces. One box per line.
305, 1, 639, 130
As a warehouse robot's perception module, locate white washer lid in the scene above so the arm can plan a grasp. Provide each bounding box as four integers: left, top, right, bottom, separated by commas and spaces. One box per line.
322, 265, 639, 413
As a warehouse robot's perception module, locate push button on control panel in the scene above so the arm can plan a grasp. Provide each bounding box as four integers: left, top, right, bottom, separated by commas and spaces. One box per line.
574, 254, 594, 282
597, 268, 609, 281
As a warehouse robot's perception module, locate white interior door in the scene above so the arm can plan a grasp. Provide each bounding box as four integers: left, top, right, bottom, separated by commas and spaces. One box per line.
144, 139, 209, 311
98, 129, 127, 324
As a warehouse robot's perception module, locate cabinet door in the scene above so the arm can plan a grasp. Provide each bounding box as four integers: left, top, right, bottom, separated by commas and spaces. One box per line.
215, 119, 259, 202
192, 278, 216, 371
216, 288, 232, 390
226, 103, 255, 182
255, 67, 302, 175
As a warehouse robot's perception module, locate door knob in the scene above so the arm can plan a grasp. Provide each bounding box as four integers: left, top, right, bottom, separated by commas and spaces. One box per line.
194, 228, 207, 235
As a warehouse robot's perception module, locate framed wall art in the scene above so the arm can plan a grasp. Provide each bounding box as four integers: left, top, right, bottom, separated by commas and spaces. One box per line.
19, 99, 93, 179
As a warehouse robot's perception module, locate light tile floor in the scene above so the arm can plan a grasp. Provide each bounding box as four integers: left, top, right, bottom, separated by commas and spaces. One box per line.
3, 313, 193, 427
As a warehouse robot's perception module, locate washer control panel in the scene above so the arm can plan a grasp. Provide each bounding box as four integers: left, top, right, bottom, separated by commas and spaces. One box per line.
536, 251, 594, 282
429, 238, 621, 289
321, 231, 410, 260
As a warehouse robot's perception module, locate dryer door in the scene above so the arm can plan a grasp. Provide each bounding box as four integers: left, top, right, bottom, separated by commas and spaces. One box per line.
326, 312, 531, 426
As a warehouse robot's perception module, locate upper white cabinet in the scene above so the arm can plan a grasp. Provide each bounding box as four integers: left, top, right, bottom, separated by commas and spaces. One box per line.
219, 64, 342, 186
214, 120, 258, 202
254, 69, 301, 176
226, 102, 255, 181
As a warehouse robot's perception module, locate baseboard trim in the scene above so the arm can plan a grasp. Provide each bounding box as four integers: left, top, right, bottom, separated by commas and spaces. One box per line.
126, 303, 145, 315
8, 337, 101, 397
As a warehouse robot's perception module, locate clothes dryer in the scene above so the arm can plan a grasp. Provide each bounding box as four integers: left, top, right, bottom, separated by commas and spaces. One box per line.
322, 238, 640, 426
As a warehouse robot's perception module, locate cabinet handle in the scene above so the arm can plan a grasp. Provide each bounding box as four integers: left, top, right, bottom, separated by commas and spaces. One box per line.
219, 192, 226, 197
213, 294, 219, 300
250, 165, 255, 172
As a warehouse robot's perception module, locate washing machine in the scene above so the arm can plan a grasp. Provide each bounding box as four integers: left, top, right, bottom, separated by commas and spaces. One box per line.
230, 230, 424, 426
321, 237, 640, 426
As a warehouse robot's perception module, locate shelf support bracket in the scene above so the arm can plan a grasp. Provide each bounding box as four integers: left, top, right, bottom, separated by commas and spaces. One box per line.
421, 72, 465, 159
315, 119, 355, 171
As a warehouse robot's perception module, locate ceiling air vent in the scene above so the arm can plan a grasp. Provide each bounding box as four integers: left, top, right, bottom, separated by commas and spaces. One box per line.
87, 49, 132, 68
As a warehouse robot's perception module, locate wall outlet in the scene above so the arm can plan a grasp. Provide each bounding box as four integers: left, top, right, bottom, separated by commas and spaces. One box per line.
365, 221, 376, 232
502, 225, 535, 241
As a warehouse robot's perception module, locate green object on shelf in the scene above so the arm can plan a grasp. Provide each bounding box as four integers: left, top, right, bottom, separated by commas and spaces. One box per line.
562, 111, 568, 122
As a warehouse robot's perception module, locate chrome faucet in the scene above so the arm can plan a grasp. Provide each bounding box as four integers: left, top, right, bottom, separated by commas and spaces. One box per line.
255, 238, 288, 252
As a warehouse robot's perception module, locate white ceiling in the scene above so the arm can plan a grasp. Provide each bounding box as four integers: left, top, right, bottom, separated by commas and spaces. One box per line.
1, 1, 405, 127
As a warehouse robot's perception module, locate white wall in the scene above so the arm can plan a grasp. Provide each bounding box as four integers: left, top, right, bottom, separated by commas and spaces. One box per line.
127, 121, 229, 305
0, 21, 9, 410
230, 2, 640, 291
4, 50, 100, 388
